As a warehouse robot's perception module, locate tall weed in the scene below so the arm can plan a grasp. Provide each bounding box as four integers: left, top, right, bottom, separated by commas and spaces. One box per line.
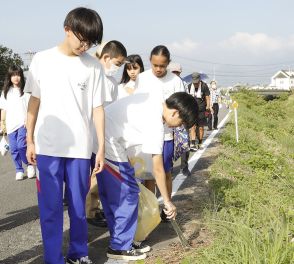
189, 92, 294, 263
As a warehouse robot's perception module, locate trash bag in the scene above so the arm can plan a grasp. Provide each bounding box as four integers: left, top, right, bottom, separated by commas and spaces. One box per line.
0, 136, 9, 156
128, 145, 154, 180
134, 183, 161, 242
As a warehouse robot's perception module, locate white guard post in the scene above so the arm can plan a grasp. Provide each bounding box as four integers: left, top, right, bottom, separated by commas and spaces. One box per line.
232, 101, 239, 143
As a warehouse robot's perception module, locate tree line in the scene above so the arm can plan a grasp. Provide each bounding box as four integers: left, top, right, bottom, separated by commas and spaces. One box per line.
0, 45, 24, 90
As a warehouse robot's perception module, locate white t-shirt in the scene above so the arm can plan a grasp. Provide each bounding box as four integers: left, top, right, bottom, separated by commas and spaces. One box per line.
24, 47, 105, 159
103, 75, 118, 107
0, 88, 30, 134
117, 80, 136, 100
95, 92, 164, 162
135, 69, 185, 140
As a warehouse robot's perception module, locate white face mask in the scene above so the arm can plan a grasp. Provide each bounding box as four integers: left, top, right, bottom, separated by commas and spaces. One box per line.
105, 61, 120, 76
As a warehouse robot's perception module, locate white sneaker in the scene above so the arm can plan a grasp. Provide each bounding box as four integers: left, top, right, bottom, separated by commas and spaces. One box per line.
16, 172, 24, 181
27, 165, 36, 179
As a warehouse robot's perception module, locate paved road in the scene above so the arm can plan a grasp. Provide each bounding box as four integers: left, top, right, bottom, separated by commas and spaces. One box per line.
0, 106, 230, 264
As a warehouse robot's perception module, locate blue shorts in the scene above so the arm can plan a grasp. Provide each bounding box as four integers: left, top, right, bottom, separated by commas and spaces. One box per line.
163, 140, 174, 173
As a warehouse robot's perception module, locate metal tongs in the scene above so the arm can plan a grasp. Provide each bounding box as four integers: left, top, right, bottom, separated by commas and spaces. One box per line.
170, 219, 190, 248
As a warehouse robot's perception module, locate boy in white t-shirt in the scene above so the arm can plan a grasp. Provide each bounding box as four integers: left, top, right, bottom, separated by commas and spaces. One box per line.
85, 40, 127, 228
25, 7, 105, 264
96, 91, 197, 261
95, 40, 127, 105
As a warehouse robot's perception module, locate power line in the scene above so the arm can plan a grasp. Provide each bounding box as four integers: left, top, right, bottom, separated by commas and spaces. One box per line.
172, 54, 294, 67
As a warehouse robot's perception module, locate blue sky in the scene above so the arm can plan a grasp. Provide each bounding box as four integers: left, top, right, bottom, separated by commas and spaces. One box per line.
2, 0, 294, 86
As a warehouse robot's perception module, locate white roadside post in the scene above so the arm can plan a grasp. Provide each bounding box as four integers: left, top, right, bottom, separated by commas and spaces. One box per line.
232, 101, 239, 143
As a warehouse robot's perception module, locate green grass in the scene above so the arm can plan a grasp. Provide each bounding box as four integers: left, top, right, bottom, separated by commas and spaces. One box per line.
188, 91, 294, 264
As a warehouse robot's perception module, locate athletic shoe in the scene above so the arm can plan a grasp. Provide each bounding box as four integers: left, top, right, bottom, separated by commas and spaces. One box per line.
66, 256, 93, 264
63, 197, 68, 206
189, 144, 198, 152
181, 167, 191, 177
27, 165, 36, 179
107, 247, 146, 261
87, 211, 107, 228
132, 241, 151, 253
16, 172, 24, 181
160, 209, 171, 223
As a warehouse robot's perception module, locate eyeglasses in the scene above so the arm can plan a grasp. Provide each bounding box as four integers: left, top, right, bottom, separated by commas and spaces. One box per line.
72, 31, 96, 49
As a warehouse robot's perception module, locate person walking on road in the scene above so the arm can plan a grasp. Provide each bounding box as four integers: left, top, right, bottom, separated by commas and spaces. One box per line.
207, 80, 221, 130
135, 46, 185, 222
25, 7, 105, 264
188, 72, 211, 150
0, 65, 35, 181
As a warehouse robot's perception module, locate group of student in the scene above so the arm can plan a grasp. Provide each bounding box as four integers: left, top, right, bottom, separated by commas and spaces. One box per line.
0, 6, 221, 264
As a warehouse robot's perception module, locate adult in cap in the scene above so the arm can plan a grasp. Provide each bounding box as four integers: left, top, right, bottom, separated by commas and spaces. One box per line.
187, 72, 211, 150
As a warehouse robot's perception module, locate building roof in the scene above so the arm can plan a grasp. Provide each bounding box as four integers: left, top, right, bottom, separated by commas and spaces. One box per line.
272, 70, 294, 79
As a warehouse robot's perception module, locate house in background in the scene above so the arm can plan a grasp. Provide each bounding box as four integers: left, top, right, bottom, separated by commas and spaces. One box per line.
269, 70, 294, 90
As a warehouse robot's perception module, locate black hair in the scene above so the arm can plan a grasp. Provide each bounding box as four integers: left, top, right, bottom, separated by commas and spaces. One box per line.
64, 7, 103, 46
97, 40, 127, 60
149, 45, 171, 63
120, 54, 144, 84
2, 65, 25, 99
165, 92, 198, 129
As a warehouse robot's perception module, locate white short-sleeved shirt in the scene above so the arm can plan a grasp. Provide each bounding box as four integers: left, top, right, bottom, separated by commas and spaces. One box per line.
24, 47, 105, 159
103, 75, 118, 107
135, 69, 185, 140
117, 80, 136, 100
97, 92, 164, 162
0, 88, 30, 134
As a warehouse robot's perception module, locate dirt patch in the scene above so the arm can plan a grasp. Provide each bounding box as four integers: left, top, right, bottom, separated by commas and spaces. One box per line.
143, 137, 221, 263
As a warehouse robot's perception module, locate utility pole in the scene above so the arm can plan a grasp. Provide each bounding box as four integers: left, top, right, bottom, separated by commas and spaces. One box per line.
24, 50, 36, 67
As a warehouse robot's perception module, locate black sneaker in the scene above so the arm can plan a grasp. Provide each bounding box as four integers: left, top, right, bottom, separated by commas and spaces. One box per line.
160, 209, 171, 223
107, 247, 146, 261
66, 256, 93, 264
181, 167, 191, 177
132, 241, 151, 253
87, 211, 107, 228
189, 144, 198, 152
63, 198, 68, 207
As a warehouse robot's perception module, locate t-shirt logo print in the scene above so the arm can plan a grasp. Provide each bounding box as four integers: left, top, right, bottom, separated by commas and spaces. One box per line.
77, 82, 87, 91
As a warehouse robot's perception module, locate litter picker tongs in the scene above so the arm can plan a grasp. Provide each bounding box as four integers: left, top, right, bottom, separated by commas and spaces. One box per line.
170, 219, 190, 248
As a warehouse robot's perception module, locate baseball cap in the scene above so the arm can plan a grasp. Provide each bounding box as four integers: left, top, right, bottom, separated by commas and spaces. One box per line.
191, 72, 201, 82
168, 62, 182, 73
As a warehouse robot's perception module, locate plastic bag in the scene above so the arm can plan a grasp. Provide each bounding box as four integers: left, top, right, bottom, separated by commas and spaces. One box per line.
0, 136, 9, 156
134, 183, 161, 242
128, 145, 154, 180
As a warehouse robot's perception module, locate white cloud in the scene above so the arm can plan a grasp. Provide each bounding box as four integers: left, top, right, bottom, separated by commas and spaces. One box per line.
168, 38, 199, 55
219, 32, 284, 53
